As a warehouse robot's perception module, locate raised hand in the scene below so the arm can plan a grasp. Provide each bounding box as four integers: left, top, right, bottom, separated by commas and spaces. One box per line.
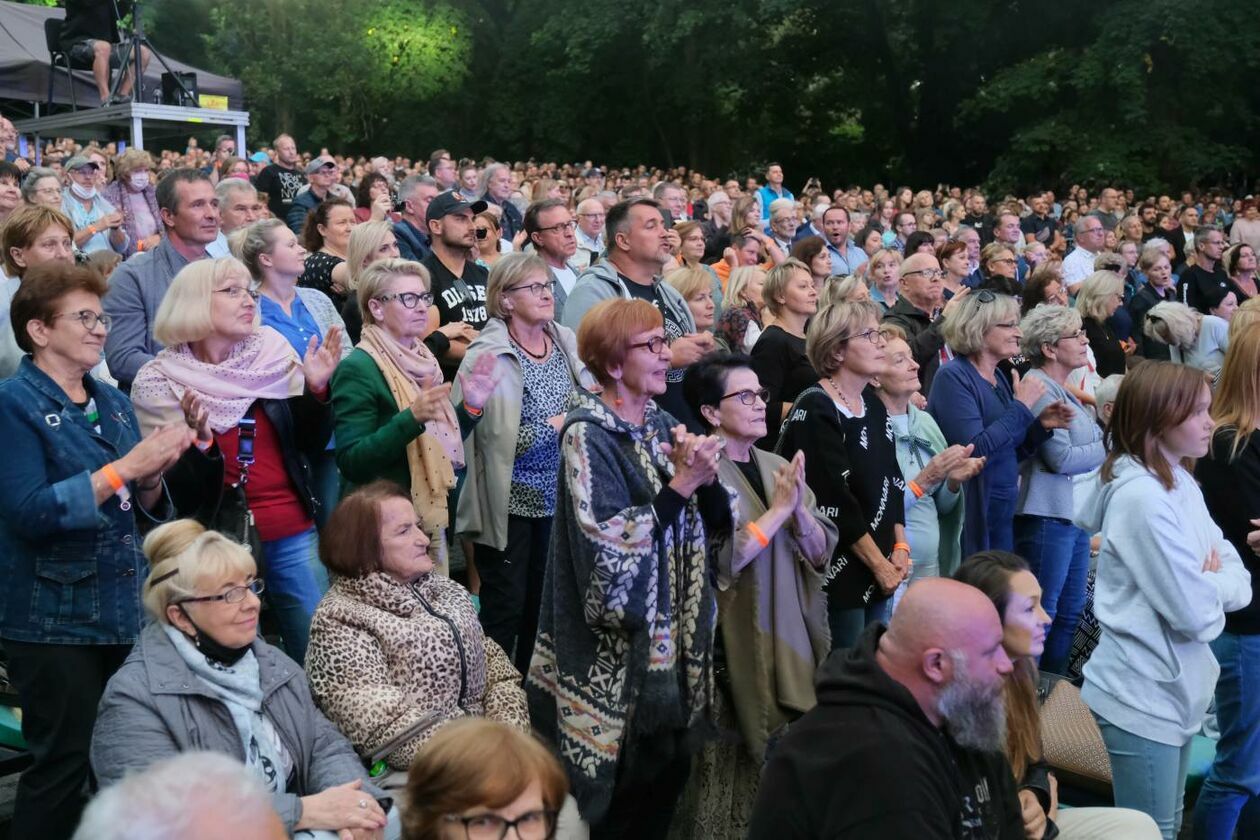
179, 390, 212, 445
1012, 369, 1046, 410
458, 352, 503, 412
303, 327, 343, 392
409, 382, 454, 423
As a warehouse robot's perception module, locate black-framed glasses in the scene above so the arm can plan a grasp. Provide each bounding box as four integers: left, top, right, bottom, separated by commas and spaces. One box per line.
375, 291, 434, 309
720, 387, 770, 405
537, 220, 577, 235
214, 286, 260, 302
442, 810, 557, 840
628, 335, 668, 354
842, 328, 886, 346
179, 579, 265, 605
52, 310, 112, 331
989, 257, 1017, 266
505, 280, 556, 298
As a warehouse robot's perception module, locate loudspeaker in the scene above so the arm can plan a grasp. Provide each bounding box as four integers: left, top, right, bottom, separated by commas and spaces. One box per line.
161, 72, 198, 107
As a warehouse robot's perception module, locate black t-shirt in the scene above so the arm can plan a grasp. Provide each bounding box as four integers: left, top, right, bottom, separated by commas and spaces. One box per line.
621, 274, 698, 430
423, 253, 489, 332
1019, 214, 1058, 245
750, 325, 816, 450
254, 164, 308, 220
62, 0, 122, 48
1181, 263, 1244, 313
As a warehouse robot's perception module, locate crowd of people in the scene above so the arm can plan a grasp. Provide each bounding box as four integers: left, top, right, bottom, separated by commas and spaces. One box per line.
4, 114, 1260, 840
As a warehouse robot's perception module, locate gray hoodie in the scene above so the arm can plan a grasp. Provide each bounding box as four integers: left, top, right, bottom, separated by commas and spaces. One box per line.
559, 259, 696, 335
1073, 456, 1252, 745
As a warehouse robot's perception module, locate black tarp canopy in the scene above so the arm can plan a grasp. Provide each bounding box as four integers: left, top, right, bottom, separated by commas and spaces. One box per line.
0, 0, 243, 109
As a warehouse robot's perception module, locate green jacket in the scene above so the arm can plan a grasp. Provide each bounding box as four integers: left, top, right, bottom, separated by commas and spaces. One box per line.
330, 348, 476, 498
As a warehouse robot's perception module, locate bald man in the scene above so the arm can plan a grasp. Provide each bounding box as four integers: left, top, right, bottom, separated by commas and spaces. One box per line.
749, 578, 1023, 839
883, 252, 956, 395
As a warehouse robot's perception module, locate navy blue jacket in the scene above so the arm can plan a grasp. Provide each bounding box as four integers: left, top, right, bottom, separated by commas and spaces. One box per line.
0, 359, 168, 645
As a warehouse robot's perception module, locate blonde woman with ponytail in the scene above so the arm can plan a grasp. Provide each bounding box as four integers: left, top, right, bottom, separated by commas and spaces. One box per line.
92, 519, 401, 839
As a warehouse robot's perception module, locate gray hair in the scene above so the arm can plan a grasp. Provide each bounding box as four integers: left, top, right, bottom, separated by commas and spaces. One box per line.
1094, 373, 1125, 418
1019, 304, 1083, 364
486, 252, 548, 320
1073, 215, 1098, 237
477, 162, 510, 200
19, 166, 59, 202
652, 181, 683, 202
214, 176, 256, 204
768, 197, 795, 218
1194, 225, 1222, 253
72, 752, 276, 840
1144, 301, 1201, 350
1074, 270, 1124, 322
812, 202, 830, 222
397, 173, 437, 202
941, 291, 1020, 356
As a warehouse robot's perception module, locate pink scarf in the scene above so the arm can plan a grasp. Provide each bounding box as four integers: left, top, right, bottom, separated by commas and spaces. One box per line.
130, 327, 306, 436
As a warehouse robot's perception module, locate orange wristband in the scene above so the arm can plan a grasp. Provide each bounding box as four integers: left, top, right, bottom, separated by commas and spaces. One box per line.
101, 463, 125, 492
463, 401, 483, 417
893, 542, 911, 554
747, 521, 770, 548
87, 225, 98, 236
909, 480, 925, 498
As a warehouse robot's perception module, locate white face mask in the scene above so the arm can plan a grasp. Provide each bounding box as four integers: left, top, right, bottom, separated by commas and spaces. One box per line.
129, 172, 150, 191
70, 181, 97, 200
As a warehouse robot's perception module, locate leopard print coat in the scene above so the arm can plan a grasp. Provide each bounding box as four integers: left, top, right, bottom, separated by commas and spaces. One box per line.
306, 571, 529, 770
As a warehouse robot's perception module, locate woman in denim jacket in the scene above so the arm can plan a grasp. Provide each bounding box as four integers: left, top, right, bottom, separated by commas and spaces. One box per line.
0, 263, 195, 839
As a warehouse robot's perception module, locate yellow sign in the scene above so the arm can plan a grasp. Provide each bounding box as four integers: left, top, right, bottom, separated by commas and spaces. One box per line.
198, 95, 229, 111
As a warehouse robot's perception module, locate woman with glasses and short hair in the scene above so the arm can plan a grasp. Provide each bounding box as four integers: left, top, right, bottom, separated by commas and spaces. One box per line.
453, 253, 595, 673
1011, 305, 1106, 675
331, 259, 502, 578
0, 263, 196, 838
129, 257, 342, 665
776, 300, 908, 648
91, 519, 401, 839
978, 242, 1021, 297
926, 290, 1074, 556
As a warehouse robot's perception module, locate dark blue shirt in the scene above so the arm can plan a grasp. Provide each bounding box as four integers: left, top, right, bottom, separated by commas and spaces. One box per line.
259, 293, 322, 358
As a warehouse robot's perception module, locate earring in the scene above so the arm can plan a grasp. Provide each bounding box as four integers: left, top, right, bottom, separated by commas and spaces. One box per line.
613, 381, 624, 408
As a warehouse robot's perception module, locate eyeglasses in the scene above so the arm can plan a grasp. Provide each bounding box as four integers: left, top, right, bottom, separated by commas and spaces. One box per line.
179, 579, 265, 605
720, 387, 770, 406
505, 280, 556, 298
375, 291, 434, 309
442, 809, 557, 840
841, 328, 886, 346
628, 335, 668, 354
989, 257, 1017, 266
52, 310, 112, 331
902, 269, 945, 279
1055, 329, 1088, 343
537, 220, 577, 235
214, 286, 260, 302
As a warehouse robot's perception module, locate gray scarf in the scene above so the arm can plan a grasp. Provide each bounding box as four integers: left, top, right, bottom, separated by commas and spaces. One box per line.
163, 625, 290, 792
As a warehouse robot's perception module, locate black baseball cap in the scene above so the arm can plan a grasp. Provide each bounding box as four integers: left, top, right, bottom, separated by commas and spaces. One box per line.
426, 189, 488, 224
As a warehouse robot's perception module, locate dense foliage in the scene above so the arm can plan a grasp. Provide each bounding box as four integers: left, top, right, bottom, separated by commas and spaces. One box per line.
16, 0, 1260, 193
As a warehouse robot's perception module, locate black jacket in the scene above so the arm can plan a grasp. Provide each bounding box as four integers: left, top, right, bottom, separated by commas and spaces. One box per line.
1128, 283, 1177, 360
883, 296, 946, 395
748, 624, 1024, 840
1082, 316, 1127, 378
165, 392, 333, 525
1196, 429, 1260, 635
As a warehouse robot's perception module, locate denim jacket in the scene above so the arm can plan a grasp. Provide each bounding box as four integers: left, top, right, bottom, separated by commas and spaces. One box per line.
0, 358, 168, 645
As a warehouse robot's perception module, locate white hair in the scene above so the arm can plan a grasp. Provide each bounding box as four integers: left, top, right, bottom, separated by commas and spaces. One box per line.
1094, 374, 1125, 416
73, 752, 276, 840
769, 197, 795, 217
214, 177, 256, 204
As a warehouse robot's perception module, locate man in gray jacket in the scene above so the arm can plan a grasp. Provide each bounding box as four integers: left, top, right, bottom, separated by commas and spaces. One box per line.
561, 197, 715, 426
103, 168, 220, 389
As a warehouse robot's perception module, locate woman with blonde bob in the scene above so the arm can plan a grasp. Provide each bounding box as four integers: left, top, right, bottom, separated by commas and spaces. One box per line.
751, 258, 818, 446
1143, 301, 1230, 379
1075, 270, 1128, 379
337, 219, 400, 342
776, 300, 908, 647
819, 274, 871, 306
331, 258, 501, 577
129, 256, 342, 663
403, 718, 568, 840
927, 290, 1073, 556
91, 519, 399, 839
1074, 361, 1251, 838
716, 266, 767, 352
1193, 327, 1260, 837
454, 253, 594, 672
666, 266, 718, 333
101, 148, 161, 257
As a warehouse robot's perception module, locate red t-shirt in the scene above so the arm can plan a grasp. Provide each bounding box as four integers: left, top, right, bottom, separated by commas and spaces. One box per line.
215, 408, 312, 541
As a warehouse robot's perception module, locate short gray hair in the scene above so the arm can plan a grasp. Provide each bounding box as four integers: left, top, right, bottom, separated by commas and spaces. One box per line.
1094, 373, 1124, 418
398, 173, 437, 202
20, 166, 59, 202
1019, 304, 1083, 365
941, 291, 1020, 356
214, 177, 255, 205
768, 197, 795, 218
486, 252, 548, 320
1074, 270, 1123, 322
1194, 225, 1222, 252
477, 162, 510, 199
72, 752, 276, 840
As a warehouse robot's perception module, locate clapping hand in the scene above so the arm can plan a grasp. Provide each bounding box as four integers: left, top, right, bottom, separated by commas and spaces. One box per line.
179, 390, 212, 445
1037, 400, 1075, 430
458, 352, 503, 412
303, 327, 343, 393
662, 424, 723, 497
1011, 370, 1046, 410
769, 453, 802, 514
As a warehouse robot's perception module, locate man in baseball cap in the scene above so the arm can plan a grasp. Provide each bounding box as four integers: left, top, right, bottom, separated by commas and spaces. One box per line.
424, 189, 487, 226
422, 190, 491, 378
285, 156, 340, 233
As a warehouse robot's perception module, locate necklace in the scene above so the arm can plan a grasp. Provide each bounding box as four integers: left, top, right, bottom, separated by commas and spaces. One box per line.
827, 375, 860, 413
509, 327, 549, 360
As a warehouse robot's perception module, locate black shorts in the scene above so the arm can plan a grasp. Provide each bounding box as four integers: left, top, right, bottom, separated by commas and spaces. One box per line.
66, 39, 124, 69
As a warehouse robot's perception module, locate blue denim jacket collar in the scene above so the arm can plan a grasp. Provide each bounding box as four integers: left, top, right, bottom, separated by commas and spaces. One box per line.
16, 356, 134, 454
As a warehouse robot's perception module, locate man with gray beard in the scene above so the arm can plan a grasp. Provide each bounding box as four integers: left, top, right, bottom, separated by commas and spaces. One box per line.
749, 578, 1025, 839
